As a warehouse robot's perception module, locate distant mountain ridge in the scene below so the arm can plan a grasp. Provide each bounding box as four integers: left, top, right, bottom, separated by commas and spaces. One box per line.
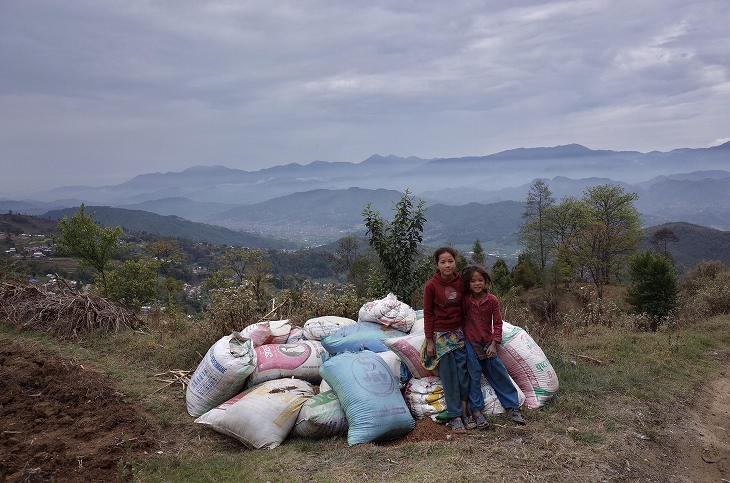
2, 142, 728, 250
13, 142, 729, 207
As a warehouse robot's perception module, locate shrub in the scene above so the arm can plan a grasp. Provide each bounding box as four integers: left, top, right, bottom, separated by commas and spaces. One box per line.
279, 281, 364, 326
625, 251, 678, 330
203, 281, 264, 335
679, 261, 730, 320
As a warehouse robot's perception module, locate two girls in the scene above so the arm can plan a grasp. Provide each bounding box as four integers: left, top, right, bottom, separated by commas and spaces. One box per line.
423, 247, 524, 432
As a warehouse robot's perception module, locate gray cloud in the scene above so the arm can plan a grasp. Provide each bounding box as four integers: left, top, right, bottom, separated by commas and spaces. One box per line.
0, 0, 728, 196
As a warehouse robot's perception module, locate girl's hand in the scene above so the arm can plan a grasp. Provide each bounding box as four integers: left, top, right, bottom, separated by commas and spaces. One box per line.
426, 339, 436, 358
486, 341, 497, 358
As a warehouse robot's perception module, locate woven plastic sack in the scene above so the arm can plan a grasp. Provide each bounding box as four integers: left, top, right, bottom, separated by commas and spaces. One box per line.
240, 319, 292, 347
478, 375, 527, 415
383, 332, 436, 379
291, 389, 348, 438
247, 341, 325, 387
320, 351, 415, 445
358, 293, 416, 333
376, 349, 410, 388
497, 321, 559, 408
410, 310, 424, 334
195, 378, 314, 449
185, 332, 256, 417
302, 316, 357, 341
404, 376, 446, 419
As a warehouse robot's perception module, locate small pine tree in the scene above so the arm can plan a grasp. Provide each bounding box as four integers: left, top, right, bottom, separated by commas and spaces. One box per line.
491, 259, 512, 297
512, 253, 539, 291
472, 239, 485, 265
626, 250, 679, 330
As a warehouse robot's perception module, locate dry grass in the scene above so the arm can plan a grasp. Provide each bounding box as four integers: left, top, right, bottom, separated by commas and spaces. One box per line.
2, 277, 730, 482
0, 280, 138, 338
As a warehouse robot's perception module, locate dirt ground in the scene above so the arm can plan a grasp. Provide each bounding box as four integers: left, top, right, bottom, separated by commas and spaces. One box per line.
0, 339, 158, 482
0, 337, 727, 482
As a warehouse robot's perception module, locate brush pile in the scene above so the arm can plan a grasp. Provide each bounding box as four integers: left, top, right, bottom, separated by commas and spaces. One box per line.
0, 280, 138, 338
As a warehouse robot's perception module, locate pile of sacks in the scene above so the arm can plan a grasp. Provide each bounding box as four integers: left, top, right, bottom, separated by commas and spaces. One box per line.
187, 293, 559, 449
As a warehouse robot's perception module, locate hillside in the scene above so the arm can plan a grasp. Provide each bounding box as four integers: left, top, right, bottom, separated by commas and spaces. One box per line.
24, 206, 730, 273
643, 222, 730, 272
0, 212, 60, 237
208, 187, 406, 245
41, 206, 296, 249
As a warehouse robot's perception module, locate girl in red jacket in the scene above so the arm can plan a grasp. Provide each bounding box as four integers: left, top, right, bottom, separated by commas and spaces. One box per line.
423, 247, 479, 433
462, 264, 524, 426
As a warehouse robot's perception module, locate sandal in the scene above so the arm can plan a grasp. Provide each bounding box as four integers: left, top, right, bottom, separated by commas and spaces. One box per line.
474, 413, 489, 429
503, 408, 525, 426
462, 415, 477, 430
448, 417, 466, 433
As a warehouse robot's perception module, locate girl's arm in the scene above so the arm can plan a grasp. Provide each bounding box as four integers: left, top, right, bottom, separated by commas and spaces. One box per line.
423, 282, 436, 357
423, 281, 435, 338
491, 293, 504, 343
486, 340, 498, 358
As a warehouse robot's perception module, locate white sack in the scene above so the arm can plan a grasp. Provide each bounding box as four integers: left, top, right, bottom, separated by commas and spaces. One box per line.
185, 332, 256, 417
404, 376, 446, 420
478, 375, 527, 415
291, 389, 348, 438
302, 316, 357, 341
358, 293, 416, 333
195, 378, 314, 449
410, 310, 424, 334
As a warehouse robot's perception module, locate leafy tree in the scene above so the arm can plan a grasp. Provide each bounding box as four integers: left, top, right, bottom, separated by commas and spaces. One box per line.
105, 260, 158, 312
362, 190, 428, 302
471, 238, 485, 265
572, 185, 643, 299
626, 250, 678, 329
491, 259, 512, 297
547, 196, 588, 285
347, 254, 386, 299
330, 235, 360, 281
144, 239, 186, 265
512, 253, 539, 291
519, 180, 555, 273
455, 249, 469, 273
215, 247, 264, 285
650, 227, 679, 257
52, 204, 122, 295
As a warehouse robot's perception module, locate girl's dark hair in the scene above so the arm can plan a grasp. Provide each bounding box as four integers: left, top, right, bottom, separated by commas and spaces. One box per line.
432, 246, 458, 265
461, 264, 493, 293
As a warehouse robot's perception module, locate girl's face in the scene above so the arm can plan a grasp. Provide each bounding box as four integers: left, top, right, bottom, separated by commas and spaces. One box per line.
436, 252, 456, 280
470, 272, 486, 295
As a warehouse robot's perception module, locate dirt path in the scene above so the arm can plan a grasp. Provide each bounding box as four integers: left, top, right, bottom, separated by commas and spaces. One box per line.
672, 368, 730, 482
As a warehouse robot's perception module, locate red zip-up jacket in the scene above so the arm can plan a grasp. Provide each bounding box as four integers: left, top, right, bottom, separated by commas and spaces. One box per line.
463, 292, 503, 345
423, 271, 463, 340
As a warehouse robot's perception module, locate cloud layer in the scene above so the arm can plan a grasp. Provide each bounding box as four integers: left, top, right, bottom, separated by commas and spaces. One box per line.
1, 0, 728, 195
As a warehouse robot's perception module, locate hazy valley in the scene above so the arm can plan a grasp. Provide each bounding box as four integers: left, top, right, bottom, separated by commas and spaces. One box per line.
2, 143, 729, 260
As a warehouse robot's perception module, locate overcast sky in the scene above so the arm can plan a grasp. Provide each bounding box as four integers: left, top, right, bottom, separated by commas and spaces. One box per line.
1, 0, 728, 197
